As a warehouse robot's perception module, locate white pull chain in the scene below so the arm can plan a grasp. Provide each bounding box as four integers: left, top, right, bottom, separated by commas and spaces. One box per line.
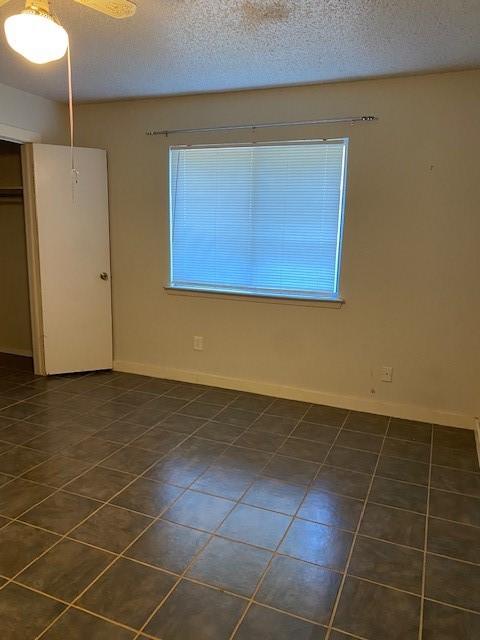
67, 42, 79, 196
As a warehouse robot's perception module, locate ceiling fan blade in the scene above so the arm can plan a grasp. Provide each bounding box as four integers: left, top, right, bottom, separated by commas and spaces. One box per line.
73, 0, 136, 19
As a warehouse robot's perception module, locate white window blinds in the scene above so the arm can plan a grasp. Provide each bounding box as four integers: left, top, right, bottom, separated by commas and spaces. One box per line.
169, 140, 348, 300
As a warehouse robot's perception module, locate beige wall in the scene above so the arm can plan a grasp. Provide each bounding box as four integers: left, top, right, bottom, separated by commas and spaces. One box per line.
0, 142, 31, 355
0, 81, 67, 143
76, 70, 480, 427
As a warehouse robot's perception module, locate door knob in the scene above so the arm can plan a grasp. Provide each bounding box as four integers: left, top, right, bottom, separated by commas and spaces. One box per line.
100, 272, 109, 281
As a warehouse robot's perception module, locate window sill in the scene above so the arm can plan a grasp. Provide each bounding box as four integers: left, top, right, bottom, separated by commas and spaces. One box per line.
164, 286, 345, 308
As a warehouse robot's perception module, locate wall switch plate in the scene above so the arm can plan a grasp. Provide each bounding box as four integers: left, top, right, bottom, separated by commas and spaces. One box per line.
380, 366, 393, 382
193, 336, 204, 351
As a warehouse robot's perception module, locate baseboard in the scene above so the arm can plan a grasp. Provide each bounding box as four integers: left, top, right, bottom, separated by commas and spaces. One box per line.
113, 359, 475, 430
0, 346, 33, 357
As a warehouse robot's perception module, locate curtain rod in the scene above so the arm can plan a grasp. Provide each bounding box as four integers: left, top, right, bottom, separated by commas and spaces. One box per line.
145, 115, 378, 137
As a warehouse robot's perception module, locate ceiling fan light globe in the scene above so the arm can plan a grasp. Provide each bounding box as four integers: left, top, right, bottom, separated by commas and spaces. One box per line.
4, 11, 69, 64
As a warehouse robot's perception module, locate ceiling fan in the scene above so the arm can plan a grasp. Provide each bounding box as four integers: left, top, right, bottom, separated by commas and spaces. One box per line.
1, 0, 136, 63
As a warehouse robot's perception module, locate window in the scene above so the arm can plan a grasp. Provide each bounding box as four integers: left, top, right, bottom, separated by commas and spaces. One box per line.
169, 139, 348, 301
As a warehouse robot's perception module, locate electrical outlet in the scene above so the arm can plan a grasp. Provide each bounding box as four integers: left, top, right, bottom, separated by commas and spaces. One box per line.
193, 336, 204, 351
380, 366, 393, 382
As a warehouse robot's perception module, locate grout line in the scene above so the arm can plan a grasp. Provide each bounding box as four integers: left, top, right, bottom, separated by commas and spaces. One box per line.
133, 402, 316, 640
226, 408, 352, 640
418, 425, 434, 640
323, 416, 391, 640
27, 391, 250, 639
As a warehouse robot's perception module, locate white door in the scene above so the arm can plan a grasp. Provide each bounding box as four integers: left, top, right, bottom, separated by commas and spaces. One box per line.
22, 144, 113, 375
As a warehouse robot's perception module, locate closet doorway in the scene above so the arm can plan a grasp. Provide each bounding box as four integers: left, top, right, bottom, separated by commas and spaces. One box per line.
0, 140, 34, 374
0, 134, 113, 377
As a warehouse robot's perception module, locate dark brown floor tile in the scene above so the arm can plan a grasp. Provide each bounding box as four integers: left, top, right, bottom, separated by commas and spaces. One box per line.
218, 503, 291, 550
126, 519, 209, 573
249, 413, 297, 436
104, 374, 148, 390
333, 576, 420, 640
344, 411, 389, 435
265, 398, 310, 419
188, 536, 271, 596
0, 446, 50, 475
0, 582, 65, 640
146, 455, 210, 487
22, 456, 91, 488
25, 428, 90, 454
349, 536, 423, 593
422, 600, 480, 640
369, 476, 428, 513
431, 465, 480, 497
102, 445, 161, 475
119, 404, 171, 427
262, 454, 319, 485
93, 401, 137, 420
242, 477, 306, 515
279, 518, 353, 570
166, 382, 206, 401
0, 521, 59, 576
429, 488, 480, 527
131, 428, 185, 454
387, 418, 432, 444
65, 466, 133, 501
27, 407, 79, 429
230, 394, 273, 413
136, 379, 176, 395
62, 436, 120, 463
234, 604, 326, 640
0, 478, 54, 517
192, 465, 256, 501
0, 402, 43, 420
180, 401, 223, 419
0, 421, 47, 445
160, 413, 206, 434
360, 502, 425, 548
235, 430, 285, 453
22, 491, 99, 534
70, 504, 152, 552
299, 489, 363, 531
214, 407, 258, 428
304, 405, 348, 427
326, 445, 378, 474
376, 455, 429, 485
257, 554, 341, 624
383, 438, 430, 463
96, 420, 149, 444
195, 421, 244, 444
216, 446, 270, 474
425, 553, 480, 612
112, 477, 182, 517
291, 421, 338, 445
428, 517, 480, 563
278, 438, 330, 463
145, 579, 246, 640
198, 388, 239, 406
40, 606, 135, 639
164, 490, 235, 532
432, 444, 479, 472
433, 425, 477, 451
18, 538, 112, 601
336, 429, 383, 453
79, 557, 176, 629
114, 390, 158, 406
330, 632, 362, 640
314, 465, 371, 499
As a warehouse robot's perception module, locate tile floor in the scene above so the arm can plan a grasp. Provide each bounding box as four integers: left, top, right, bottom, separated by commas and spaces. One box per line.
0, 354, 478, 639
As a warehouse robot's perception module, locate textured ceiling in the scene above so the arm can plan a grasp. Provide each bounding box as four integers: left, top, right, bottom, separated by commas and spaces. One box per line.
0, 0, 479, 102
